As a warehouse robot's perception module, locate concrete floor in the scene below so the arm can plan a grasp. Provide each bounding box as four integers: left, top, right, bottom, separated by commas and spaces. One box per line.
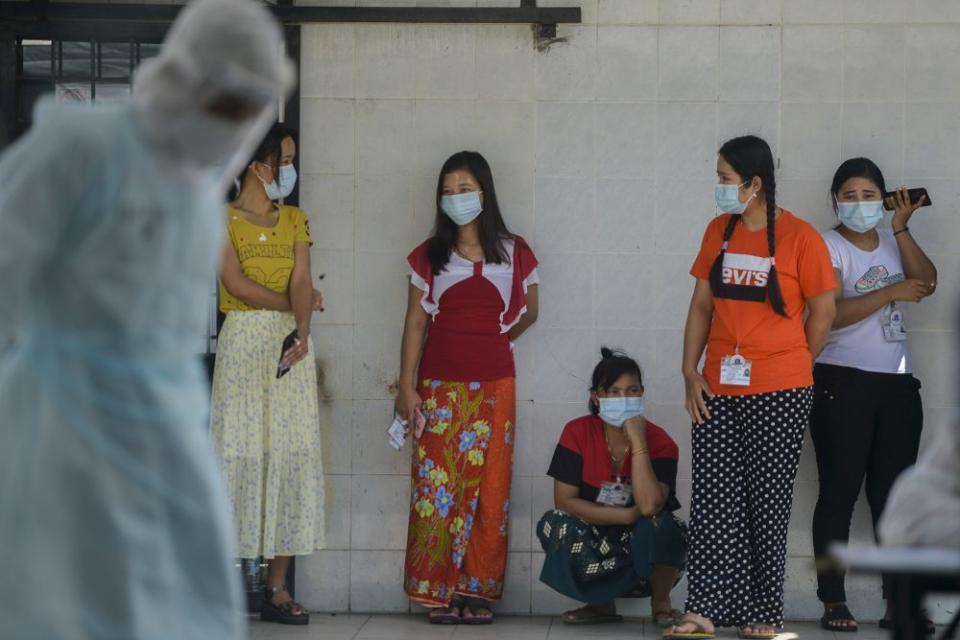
247, 615, 904, 640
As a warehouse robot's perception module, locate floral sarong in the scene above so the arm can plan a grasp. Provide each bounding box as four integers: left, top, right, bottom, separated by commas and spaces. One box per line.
404, 377, 515, 606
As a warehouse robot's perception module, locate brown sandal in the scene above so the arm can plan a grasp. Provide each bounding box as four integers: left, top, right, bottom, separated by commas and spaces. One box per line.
461, 598, 494, 625
428, 604, 461, 625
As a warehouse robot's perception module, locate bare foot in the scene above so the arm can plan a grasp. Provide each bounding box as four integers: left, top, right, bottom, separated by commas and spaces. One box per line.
740, 622, 777, 637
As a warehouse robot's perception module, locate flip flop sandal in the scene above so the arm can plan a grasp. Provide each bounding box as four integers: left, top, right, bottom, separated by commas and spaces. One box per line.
821, 604, 858, 632
260, 588, 310, 626
561, 606, 623, 625
663, 619, 716, 639
428, 605, 461, 625
461, 600, 494, 626
653, 610, 684, 629
738, 624, 778, 639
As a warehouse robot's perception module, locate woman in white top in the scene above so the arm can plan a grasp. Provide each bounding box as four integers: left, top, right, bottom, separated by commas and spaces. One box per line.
811, 157, 937, 633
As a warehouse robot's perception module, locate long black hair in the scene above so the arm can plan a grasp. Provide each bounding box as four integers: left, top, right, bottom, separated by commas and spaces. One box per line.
427, 151, 514, 275
588, 347, 643, 415
231, 123, 297, 200
830, 157, 886, 206
709, 135, 787, 317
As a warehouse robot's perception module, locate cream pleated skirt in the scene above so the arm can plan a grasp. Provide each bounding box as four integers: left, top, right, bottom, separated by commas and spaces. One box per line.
211, 310, 324, 559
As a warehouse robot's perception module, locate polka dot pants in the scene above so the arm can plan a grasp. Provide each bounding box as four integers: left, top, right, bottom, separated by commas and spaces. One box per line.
684, 387, 813, 628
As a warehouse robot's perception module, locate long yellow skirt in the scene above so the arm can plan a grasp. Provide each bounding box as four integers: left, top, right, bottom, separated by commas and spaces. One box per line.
210, 310, 324, 559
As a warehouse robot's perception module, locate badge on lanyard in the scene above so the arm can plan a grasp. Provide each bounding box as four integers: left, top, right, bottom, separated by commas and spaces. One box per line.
720, 350, 752, 387
596, 478, 632, 507
881, 303, 907, 342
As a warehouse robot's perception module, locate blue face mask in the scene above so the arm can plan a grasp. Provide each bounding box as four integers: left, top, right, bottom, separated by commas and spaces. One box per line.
441, 191, 483, 226
837, 200, 884, 233
598, 396, 645, 428
715, 182, 755, 214
258, 163, 296, 201
278, 164, 297, 198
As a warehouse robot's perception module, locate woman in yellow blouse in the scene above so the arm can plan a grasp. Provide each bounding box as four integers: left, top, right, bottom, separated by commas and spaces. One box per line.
211, 124, 323, 626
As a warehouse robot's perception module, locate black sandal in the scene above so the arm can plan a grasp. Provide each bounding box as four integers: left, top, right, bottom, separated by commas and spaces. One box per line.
821, 603, 858, 632
261, 585, 310, 626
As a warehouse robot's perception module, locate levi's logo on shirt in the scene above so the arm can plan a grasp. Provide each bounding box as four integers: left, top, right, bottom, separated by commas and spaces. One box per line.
718, 253, 771, 302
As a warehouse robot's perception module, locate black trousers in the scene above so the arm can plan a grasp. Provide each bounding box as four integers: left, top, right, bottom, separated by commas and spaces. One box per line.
810, 363, 923, 603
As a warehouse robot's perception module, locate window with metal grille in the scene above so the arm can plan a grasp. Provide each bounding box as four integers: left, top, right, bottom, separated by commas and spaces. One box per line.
15, 39, 162, 137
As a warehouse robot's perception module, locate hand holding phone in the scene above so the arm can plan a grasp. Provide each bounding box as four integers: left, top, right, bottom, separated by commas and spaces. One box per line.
413, 408, 427, 440
882, 187, 931, 212
276, 329, 299, 379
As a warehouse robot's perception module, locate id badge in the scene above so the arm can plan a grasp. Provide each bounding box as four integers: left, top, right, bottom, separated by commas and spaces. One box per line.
720, 353, 752, 387
881, 304, 908, 342
596, 480, 631, 507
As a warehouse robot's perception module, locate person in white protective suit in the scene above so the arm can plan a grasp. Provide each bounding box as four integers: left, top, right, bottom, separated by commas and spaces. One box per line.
879, 421, 960, 549
0, 0, 294, 637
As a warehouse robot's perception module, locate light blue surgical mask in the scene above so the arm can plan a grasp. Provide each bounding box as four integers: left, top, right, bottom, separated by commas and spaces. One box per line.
715, 182, 755, 214
278, 164, 297, 198
441, 191, 483, 226
258, 163, 296, 201
598, 396, 645, 428
837, 200, 884, 233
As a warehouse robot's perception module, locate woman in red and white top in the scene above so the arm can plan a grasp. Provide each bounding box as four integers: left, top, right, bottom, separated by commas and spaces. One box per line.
395, 151, 539, 624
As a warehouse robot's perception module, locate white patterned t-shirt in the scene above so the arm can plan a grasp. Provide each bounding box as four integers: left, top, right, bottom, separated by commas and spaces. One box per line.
817, 228, 911, 374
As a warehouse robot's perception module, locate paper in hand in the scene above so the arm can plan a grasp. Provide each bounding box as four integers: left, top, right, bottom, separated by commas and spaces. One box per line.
387, 416, 409, 451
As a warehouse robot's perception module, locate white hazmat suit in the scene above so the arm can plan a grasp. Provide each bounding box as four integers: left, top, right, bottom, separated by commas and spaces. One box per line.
0, 0, 293, 637
880, 422, 960, 549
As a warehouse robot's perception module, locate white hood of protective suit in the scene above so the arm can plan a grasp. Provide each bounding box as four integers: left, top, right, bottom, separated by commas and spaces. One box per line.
132, 0, 294, 183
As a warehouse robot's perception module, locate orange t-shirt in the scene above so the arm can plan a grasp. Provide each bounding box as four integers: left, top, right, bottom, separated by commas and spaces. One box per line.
690, 211, 836, 396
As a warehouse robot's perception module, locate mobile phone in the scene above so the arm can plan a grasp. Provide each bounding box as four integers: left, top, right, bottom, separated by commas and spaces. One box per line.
414, 408, 427, 435
882, 187, 931, 211
276, 329, 299, 379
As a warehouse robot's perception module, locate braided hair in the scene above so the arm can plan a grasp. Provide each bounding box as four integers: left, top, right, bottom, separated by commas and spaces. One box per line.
708, 135, 787, 317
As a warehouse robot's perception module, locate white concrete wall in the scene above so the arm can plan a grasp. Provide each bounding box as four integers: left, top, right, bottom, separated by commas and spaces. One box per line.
295, 0, 960, 622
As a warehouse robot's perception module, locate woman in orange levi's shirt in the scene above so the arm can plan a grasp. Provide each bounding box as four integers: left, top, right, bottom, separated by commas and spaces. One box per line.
664, 136, 837, 640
